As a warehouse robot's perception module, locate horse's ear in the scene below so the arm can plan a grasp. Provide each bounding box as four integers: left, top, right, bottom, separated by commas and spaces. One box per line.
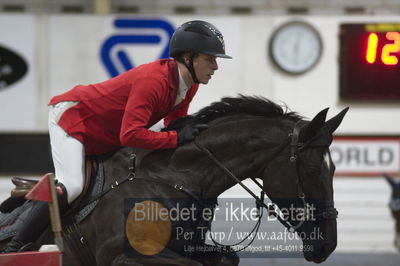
325, 107, 349, 134
384, 174, 397, 188
299, 108, 329, 142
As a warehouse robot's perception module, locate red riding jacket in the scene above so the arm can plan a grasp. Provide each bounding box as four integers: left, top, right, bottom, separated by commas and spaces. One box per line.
49, 59, 199, 155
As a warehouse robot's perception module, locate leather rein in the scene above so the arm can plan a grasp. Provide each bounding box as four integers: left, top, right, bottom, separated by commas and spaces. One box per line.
193, 121, 338, 250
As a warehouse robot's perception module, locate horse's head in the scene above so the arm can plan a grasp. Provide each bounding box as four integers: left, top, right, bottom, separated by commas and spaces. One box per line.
262, 107, 348, 263
384, 174, 400, 251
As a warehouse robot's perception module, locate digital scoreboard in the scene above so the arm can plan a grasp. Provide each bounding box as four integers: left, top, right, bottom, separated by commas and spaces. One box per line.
339, 23, 400, 101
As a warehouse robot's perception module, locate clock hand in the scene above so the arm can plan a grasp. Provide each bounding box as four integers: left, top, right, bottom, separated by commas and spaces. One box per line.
294, 33, 301, 66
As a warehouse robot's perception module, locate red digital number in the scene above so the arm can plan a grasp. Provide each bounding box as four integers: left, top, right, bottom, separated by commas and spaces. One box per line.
366, 33, 378, 64
365, 32, 400, 65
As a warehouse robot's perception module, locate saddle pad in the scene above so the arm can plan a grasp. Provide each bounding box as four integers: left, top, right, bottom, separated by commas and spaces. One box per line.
0, 201, 33, 242
73, 160, 105, 224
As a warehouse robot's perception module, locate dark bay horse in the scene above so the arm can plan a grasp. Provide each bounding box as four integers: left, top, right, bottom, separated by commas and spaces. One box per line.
384, 174, 400, 251
1, 96, 347, 265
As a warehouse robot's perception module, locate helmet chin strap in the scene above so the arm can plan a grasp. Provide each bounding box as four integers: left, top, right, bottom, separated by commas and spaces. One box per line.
185, 52, 199, 84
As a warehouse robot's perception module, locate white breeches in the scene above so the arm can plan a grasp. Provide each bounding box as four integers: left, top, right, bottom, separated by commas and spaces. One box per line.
48, 102, 85, 204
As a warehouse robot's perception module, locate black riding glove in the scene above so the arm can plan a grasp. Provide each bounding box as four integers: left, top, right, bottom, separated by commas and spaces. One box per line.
177, 124, 209, 146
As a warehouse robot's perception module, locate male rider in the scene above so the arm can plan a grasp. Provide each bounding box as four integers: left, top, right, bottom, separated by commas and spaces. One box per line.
1, 20, 231, 253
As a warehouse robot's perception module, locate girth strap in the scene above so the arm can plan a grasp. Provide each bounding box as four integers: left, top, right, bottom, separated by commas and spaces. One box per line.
86, 149, 136, 205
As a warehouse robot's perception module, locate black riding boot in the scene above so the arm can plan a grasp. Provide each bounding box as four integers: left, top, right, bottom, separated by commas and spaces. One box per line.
1, 183, 68, 253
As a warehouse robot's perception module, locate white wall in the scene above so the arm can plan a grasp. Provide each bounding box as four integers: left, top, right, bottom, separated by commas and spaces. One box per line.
235, 15, 400, 135
0, 15, 38, 131
1, 14, 399, 135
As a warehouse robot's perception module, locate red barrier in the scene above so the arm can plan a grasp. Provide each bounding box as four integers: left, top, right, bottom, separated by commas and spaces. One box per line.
0, 250, 61, 266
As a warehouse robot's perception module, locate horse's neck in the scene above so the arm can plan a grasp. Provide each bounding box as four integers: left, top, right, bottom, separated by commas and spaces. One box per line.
173, 118, 293, 199
137, 118, 293, 200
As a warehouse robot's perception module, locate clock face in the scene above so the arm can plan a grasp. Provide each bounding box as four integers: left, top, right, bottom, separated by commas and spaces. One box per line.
269, 21, 322, 74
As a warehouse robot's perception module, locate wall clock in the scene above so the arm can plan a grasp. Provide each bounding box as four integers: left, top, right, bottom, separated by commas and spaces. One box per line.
269, 21, 323, 75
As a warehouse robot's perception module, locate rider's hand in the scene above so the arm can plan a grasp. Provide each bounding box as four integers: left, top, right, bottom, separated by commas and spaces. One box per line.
177, 124, 209, 146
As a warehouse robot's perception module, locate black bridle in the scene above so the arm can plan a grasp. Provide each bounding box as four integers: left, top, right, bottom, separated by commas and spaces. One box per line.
194, 121, 338, 249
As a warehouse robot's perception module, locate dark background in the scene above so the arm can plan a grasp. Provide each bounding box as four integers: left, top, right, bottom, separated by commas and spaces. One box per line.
339, 23, 400, 101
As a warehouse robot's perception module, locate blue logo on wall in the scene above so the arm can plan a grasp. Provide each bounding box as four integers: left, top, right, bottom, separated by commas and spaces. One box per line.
101, 18, 175, 77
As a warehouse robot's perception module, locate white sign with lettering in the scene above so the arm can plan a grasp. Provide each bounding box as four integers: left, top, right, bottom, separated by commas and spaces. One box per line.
330, 138, 400, 176
0, 14, 36, 130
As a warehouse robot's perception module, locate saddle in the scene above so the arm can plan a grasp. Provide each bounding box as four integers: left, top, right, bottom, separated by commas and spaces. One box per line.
1, 158, 98, 212
0, 157, 105, 241
10, 177, 38, 197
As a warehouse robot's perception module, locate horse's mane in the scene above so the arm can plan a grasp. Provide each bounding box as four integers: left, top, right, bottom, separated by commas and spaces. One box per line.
164, 95, 302, 131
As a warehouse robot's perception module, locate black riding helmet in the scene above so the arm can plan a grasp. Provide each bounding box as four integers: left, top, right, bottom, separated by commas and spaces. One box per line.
170, 20, 232, 83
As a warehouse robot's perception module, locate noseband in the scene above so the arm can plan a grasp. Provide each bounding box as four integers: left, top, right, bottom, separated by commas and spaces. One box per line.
194, 121, 338, 235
